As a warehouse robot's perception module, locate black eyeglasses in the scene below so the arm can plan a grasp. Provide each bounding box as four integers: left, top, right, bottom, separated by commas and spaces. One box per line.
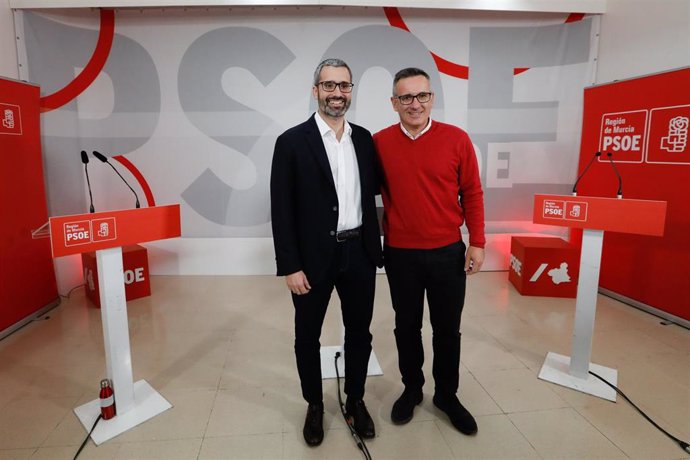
394, 92, 433, 105
318, 81, 355, 93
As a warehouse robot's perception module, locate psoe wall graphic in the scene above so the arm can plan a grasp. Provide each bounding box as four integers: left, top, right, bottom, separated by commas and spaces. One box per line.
17, 7, 598, 273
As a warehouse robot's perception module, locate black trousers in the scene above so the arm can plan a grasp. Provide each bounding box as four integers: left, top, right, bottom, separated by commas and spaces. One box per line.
384, 241, 467, 397
292, 237, 376, 404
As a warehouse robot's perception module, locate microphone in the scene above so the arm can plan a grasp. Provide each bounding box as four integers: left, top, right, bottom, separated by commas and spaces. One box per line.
606, 152, 623, 199
572, 151, 601, 196
80, 150, 95, 213
92, 151, 141, 208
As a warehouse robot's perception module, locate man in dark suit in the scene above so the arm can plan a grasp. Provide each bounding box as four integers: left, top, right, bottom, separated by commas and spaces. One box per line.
270, 58, 383, 447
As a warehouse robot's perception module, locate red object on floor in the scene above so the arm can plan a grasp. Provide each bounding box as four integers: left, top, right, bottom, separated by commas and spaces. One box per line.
82, 244, 151, 307
509, 236, 580, 298
99, 378, 116, 420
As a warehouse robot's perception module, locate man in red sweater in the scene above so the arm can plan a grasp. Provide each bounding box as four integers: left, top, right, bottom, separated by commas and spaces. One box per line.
373, 67, 485, 435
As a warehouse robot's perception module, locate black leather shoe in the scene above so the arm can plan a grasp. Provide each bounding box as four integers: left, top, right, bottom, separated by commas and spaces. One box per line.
345, 398, 375, 439
433, 394, 477, 435
391, 388, 423, 424
303, 402, 324, 446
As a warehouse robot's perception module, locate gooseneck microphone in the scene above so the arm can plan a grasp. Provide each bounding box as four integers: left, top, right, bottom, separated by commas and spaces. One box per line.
607, 152, 623, 199
572, 151, 602, 196
92, 151, 141, 208
80, 150, 95, 213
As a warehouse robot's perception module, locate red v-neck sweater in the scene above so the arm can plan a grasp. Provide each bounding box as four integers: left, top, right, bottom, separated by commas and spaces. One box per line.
373, 121, 486, 249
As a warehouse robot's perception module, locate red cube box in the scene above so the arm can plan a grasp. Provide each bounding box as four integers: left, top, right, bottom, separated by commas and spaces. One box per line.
82, 244, 151, 307
509, 236, 579, 298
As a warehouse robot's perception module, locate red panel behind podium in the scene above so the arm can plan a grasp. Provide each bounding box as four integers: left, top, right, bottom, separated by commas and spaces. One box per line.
577, 68, 689, 321
0, 77, 58, 335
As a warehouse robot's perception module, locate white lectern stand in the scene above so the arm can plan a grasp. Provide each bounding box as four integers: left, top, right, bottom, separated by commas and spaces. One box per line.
533, 195, 666, 401
48, 205, 181, 444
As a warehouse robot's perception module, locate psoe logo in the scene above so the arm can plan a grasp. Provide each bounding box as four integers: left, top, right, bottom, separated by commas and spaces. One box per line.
0, 103, 22, 135
565, 201, 588, 222
124, 267, 145, 285
599, 110, 647, 163
509, 254, 522, 276
84, 267, 95, 291
646, 105, 690, 165
661, 116, 688, 153
542, 200, 565, 219
63, 220, 91, 246
530, 262, 572, 285
92, 217, 117, 242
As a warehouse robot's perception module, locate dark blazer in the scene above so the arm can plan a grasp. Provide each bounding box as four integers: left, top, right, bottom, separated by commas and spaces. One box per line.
270, 114, 383, 284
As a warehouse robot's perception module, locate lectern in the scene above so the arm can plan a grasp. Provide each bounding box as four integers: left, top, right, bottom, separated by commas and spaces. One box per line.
47, 204, 181, 444
533, 194, 666, 401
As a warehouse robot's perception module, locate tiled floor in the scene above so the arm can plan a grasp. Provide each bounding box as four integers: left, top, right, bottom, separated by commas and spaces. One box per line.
0, 272, 688, 459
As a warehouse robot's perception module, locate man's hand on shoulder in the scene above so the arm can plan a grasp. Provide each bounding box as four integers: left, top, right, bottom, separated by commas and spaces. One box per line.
464, 246, 484, 275
286, 270, 312, 295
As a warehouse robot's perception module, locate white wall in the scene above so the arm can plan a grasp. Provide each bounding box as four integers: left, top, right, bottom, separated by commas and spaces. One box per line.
597, 0, 690, 84
5, 0, 686, 85
0, 0, 17, 79
3, 2, 688, 283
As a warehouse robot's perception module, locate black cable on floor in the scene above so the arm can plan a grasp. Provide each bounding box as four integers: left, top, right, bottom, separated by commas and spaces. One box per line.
61, 283, 85, 299
589, 370, 690, 454
335, 352, 372, 460
73, 414, 102, 460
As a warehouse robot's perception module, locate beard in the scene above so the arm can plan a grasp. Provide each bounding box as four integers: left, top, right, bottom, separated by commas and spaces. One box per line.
319, 95, 351, 118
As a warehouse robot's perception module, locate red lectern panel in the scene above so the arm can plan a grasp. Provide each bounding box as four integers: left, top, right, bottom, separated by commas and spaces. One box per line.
533, 194, 666, 236
49, 204, 181, 258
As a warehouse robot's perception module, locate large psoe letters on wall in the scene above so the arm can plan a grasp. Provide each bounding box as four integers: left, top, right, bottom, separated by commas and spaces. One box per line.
16, 7, 599, 274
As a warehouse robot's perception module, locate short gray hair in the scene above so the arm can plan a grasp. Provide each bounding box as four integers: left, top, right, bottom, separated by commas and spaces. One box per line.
392, 67, 430, 96
313, 58, 352, 86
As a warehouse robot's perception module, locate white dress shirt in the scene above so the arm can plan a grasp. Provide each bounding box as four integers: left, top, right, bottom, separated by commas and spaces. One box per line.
315, 112, 362, 231
400, 118, 433, 140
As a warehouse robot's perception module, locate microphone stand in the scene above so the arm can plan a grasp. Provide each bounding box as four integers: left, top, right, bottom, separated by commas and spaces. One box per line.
92, 151, 141, 208
104, 162, 140, 208
606, 152, 623, 199
572, 151, 601, 197
81, 150, 95, 213
85, 165, 95, 213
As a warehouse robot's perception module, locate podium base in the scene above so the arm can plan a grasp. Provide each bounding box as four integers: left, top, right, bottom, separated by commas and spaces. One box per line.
320, 345, 383, 379
74, 379, 172, 445
538, 352, 617, 402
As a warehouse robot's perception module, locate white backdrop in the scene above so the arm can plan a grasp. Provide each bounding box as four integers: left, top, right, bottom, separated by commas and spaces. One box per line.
17, 6, 598, 277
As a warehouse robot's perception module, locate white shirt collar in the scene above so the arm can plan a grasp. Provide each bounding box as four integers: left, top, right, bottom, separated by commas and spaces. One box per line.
400, 118, 432, 140
315, 112, 352, 138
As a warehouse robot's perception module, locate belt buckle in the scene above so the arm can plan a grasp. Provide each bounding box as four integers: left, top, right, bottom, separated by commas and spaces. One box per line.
336, 231, 346, 242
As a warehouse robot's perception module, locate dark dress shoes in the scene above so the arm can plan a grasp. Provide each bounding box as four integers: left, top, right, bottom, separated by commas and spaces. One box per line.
303, 402, 324, 446
433, 394, 478, 435
391, 388, 423, 424
345, 398, 375, 439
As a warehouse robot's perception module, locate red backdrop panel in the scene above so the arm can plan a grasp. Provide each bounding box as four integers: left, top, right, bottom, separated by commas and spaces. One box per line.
0, 78, 58, 332
577, 67, 690, 321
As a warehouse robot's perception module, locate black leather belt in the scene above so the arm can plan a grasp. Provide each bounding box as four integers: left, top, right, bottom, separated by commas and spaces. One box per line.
336, 227, 361, 242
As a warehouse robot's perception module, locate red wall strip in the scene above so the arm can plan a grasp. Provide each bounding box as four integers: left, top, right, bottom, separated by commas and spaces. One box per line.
114, 155, 156, 207
40, 9, 115, 112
